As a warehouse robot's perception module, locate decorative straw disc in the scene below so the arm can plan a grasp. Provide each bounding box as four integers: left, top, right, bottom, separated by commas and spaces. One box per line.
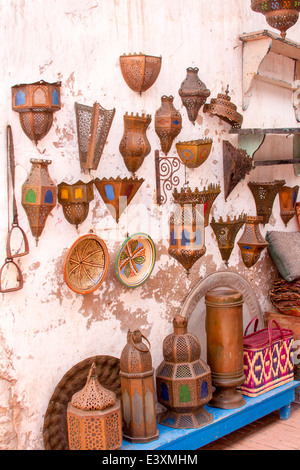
115, 233, 156, 288
63, 234, 109, 294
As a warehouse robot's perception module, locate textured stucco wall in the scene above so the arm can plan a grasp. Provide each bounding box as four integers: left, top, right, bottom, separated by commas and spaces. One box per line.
0, 0, 299, 449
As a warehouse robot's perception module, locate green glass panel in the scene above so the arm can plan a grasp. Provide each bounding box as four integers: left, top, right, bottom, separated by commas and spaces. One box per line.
179, 384, 191, 403
25, 189, 36, 203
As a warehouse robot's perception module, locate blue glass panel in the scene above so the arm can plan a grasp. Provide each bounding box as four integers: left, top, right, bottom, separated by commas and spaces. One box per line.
201, 381, 208, 398
104, 184, 115, 201
160, 383, 169, 401
170, 229, 176, 246
181, 229, 190, 246
194, 228, 202, 246
15, 90, 26, 106
44, 190, 53, 204
52, 90, 59, 105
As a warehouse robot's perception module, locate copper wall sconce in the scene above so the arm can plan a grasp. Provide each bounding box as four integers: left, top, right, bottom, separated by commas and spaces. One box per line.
119, 53, 162, 94
251, 1, 300, 39
67, 363, 122, 450
223, 141, 252, 201
155, 96, 182, 155
119, 112, 151, 174
57, 180, 94, 228
248, 180, 286, 225
12, 80, 61, 144
94, 177, 144, 223
120, 330, 159, 443
237, 216, 268, 268
156, 315, 213, 429
279, 185, 299, 226
178, 67, 210, 124
176, 138, 213, 169
211, 214, 247, 265
204, 85, 243, 129
21, 158, 57, 246
296, 202, 300, 228
169, 185, 206, 275
75, 102, 115, 172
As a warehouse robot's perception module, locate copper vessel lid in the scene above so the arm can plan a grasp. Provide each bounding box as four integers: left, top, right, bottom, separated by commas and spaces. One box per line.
120, 330, 153, 374
205, 288, 243, 305
70, 363, 116, 411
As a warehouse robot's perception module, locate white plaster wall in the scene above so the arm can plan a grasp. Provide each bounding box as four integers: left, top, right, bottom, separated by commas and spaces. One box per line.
0, 0, 299, 449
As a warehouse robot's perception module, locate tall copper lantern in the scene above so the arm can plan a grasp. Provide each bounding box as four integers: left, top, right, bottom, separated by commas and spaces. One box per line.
205, 289, 246, 409
120, 330, 159, 443
21, 159, 57, 246
67, 363, 122, 450
156, 315, 213, 429
251, 0, 300, 39
279, 185, 299, 226
12, 80, 61, 144
155, 96, 182, 155
178, 67, 210, 124
237, 216, 268, 268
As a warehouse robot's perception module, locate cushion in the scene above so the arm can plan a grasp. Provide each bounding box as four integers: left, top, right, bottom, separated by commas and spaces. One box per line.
266, 231, 300, 282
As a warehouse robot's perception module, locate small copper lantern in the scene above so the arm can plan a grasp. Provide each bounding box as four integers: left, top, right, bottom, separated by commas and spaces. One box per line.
168, 186, 206, 275
203, 85, 243, 129
67, 363, 122, 450
279, 185, 299, 226
57, 180, 94, 228
251, 0, 300, 39
178, 67, 210, 124
21, 158, 57, 246
12, 80, 61, 144
211, 214, 247, 265
248, 180, 286, 225
237, 216, 268, 268
156, 315, 213, 429
120, 330, 159, 443
155, 95, 182, 155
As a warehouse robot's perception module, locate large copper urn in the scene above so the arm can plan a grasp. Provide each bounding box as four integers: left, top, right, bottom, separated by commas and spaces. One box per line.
155, 96, 182, 155
205, 289, 246, 409
119, 112, 151, 174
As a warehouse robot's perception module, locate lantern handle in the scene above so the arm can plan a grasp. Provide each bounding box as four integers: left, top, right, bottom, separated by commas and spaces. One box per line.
131, 334, 151, 353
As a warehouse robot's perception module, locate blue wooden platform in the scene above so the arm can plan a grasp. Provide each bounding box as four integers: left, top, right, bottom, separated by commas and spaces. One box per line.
121, 381, 299, 451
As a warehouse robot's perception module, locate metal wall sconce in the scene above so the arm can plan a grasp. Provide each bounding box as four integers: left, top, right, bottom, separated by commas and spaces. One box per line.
204, 85, 243, 129
155, 96, 182, 155
176, 138, 213, 169
12, 80, 61, 144
279, 185, 299, 226
57, 181, 94, 228
223, 141, 253, 201
248, 180, 286, 225
211, 214, 247, 265
75, 101, 115, 172
251, 1, 300, 39
119, 112, 151, 174
119, 53, 162, 94
178, 67, 210, 124
237, 216, 268, 268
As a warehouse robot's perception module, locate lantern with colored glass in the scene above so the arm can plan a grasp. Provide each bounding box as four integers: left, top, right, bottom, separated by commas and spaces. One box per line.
237, 216, 268, 268
67, 363, 122, 450
279, 185, 299, 226
21, 159, 57, 246
12, 80, 61, 144
57, 180, 94, 228
156, 315, 213, 429
120, 330, 159, 443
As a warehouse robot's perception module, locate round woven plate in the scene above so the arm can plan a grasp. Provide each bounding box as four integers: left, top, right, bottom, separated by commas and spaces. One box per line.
43, 355, 121, 450
63, 234, 109, 294
115, 233, 156, 288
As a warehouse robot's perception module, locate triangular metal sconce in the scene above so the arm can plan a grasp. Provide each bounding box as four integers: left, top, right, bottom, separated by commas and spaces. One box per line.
223, 141, 252, 201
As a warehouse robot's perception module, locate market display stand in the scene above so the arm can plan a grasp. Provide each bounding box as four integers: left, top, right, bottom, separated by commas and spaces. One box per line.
121, 381, 299, 451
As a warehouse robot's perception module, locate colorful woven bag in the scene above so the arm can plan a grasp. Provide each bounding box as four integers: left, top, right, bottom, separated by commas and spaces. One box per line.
239, 317, 294, 397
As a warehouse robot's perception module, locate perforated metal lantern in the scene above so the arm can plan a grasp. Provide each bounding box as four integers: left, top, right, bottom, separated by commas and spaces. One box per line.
178, 67, 210, 124
203, 86, 243, 129
119, 113, 152, 174
176, 138, 213, 169
248, 180, 285, 225
57, 180, 94, 228
67, 363, 122, 450
120, 53, 162, 94
156, 315, 213, 429
211, 214, 247, 265
75, 102, 115, 172
251, 0, 300, 39
237, 216, 268, 268
155, 96, 182, 155
279, 185, 299, 226
120, 330, 159, 443
12, 80, 61, 144
21, 159, 57, 246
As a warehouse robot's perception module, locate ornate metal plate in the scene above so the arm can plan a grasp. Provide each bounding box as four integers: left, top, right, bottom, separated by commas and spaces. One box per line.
63, 234, 109, 294
115, 233, 156, 288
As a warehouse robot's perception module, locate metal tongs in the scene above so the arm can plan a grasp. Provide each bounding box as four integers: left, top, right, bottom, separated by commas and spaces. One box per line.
0, 125, 29, 293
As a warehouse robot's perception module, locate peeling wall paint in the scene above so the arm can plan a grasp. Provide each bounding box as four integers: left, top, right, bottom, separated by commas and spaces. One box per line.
0, 0, 299, 449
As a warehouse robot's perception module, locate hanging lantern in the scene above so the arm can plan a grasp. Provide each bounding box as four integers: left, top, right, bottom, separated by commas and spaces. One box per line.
237, 216, 268, 268
120, 330, 159, 443
168, 186, 206, 275
178, 67, 210, 124
120, 53, 162, 94
12, 80, 61, 144
203, 85, 243, 129
279, 185, 299, 226
94, 177, 144, 223
67, 363, 122, 450
248, 180, 286, 225
57, 180, 94, 228
296, 202, 300, 228
156, 315, 213, 429
155, 95, 182, 155
119, 112, 151, 174
75, 102, 115, 172
251, 1, 300, 39
176, 138, 213, 169
21, 158, 57, 246
211, 214, 247, 265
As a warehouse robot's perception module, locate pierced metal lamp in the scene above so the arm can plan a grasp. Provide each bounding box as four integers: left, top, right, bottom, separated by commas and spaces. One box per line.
211, 214, 247, 265
251, 0, 300, 39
